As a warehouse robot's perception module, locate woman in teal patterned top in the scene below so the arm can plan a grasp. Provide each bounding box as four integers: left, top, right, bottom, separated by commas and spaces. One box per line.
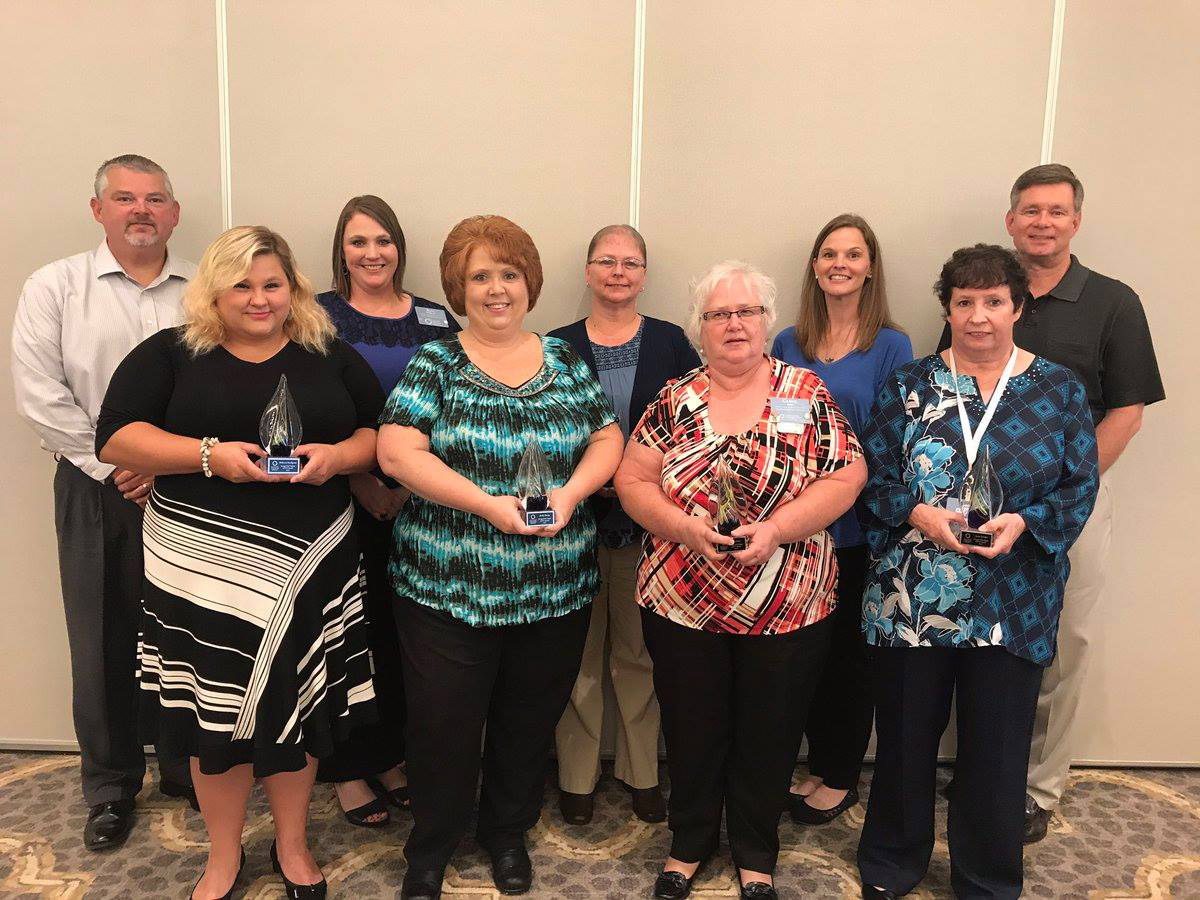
377, 215, 622, 899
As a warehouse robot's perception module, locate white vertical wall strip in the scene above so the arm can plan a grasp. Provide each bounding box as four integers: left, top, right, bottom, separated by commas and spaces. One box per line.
1040, 0, 1067, 163
215, 0, 233, 229
627, 0, 647, 228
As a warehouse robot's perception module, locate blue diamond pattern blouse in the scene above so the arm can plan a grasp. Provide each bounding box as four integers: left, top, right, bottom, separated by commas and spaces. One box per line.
379, 336, 617, 627
859, 354, 1098, 666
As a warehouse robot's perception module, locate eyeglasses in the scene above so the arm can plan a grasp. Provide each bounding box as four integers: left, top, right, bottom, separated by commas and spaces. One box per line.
700, 306, 767, 323
587, 257, 646, 270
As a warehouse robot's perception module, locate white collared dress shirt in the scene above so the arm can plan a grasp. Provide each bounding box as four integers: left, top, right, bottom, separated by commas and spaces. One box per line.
11, 240, 195, 480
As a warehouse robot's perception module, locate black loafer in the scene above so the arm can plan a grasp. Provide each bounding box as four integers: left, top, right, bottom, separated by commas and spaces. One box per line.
271, 840, 327, 898
400, 867, 444, 899
489, 846, 532, 895
84, 799, 135, 851
619, 780, 667, 823
789, 787, 859, 825
559, 789, 595, 825
652, 858, 708, 900
190, 846, 245, 899
1023, 793, 1051, 844
741, 882, 778, 899
160, 778, 200, 812
861, 886, 899, 899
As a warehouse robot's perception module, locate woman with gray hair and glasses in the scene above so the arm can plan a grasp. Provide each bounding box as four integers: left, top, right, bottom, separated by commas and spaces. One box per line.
616, 261, 866, 899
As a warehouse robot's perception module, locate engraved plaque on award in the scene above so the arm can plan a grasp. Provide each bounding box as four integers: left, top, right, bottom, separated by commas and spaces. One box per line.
715, 458, 747, 552
955, 444, 1003, 548
259, 374, 303, 475
517, 440, 557, 527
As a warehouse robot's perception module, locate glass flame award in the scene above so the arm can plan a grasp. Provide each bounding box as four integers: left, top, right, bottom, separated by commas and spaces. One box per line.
715, 459, 747, 552
517, 440, 557, 527
954, 444, 1003, 548
259, 374, 303, 475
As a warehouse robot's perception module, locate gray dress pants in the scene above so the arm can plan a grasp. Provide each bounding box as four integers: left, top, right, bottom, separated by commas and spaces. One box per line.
53, 458, 189, 806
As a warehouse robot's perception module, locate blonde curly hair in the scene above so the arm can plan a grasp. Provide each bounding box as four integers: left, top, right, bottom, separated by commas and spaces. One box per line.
182, 225, 335, 356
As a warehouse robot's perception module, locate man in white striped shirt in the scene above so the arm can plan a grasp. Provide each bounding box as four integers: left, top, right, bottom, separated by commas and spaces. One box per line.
11, 154, 197, 851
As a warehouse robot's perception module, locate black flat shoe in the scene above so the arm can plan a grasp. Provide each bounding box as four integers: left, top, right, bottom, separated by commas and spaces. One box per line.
489, 846, 532, 895
400, 868, 444, 900
365, 773, 410, 809
1023, 793, 1051, 844
160, 778, 200, 812
740, 882, 778, 899
559, 789, 595, 825
340, 794, 390, 828
652, 858, 708, 900
270, 840, 327, 898
190, 846, 244, 900
789, 787, 859, 825
84, 799, 135, 851
861, 886, 899, 899
619, 780, 667, 823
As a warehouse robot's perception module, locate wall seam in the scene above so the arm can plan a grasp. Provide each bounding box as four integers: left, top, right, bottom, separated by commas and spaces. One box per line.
215, 0, 233, 229
1040, 0, 1067, 163
627, 0, 647, 228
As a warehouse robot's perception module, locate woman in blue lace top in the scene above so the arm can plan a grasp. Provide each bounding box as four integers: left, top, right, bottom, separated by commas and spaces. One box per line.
314, 195, 459, 828
856, 244, 1097, 900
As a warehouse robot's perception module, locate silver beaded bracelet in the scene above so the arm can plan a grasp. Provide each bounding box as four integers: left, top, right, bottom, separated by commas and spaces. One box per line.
200, 436, 220, 478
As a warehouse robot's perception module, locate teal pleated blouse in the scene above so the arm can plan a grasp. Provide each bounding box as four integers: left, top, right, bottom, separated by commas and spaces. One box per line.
380, 335, 617, 626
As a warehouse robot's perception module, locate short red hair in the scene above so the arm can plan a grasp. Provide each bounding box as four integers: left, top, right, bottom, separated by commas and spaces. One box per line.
439, 215, 544, 315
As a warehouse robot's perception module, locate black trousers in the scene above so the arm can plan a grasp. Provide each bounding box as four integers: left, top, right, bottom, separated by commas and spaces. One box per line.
396, 594, 590, 873
858, 646, 1042, 899
53, 458, 190, 806
802, 544, 873, 790
317, 508, 405, 783
642, 608, 833, 873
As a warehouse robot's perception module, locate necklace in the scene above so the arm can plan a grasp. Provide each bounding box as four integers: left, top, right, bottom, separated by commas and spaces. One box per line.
820, 326, 857, 363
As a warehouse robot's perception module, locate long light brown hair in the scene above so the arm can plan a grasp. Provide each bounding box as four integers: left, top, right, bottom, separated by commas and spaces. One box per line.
330, 194, 408, 299
792, 213, 901, 359
182, 226, 335, 356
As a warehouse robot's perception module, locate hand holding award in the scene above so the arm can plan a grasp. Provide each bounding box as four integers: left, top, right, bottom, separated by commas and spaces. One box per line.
260, 375, 303, 475
517, 440, 557, 528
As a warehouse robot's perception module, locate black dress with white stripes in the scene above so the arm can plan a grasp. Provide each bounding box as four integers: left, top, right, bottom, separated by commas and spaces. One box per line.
96, 327, 384, 776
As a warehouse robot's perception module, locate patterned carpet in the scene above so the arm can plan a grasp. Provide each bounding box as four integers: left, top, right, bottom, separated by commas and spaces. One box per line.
1, 752, 1197, 898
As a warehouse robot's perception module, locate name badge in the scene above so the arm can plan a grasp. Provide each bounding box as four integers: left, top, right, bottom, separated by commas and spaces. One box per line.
770, 397, 810, 434
415, 306, 450, 328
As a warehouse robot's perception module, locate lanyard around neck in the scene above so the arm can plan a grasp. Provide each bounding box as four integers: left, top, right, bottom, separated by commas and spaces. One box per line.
947, 346, 1019, 467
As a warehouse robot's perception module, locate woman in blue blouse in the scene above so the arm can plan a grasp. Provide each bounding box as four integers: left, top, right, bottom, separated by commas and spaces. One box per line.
856, 244, 1097, 900
771, 214, 911, 824
550, 225, 700, 827
377, 215, 623, 900
315, 195, 460, 828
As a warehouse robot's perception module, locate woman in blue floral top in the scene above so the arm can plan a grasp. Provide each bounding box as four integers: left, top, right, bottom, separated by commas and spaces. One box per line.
856, 245, 1097, 900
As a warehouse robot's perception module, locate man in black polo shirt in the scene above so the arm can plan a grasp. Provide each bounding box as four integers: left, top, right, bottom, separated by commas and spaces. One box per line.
940, 163, 1165, 843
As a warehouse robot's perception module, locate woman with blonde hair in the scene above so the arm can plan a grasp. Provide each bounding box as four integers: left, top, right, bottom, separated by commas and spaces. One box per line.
96, 225, 384, 899
771, 214, 911, 825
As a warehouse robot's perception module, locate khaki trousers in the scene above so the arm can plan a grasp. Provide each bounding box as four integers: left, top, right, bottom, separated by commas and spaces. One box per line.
1027, 474, 1113, 810
555, 542, 661, 793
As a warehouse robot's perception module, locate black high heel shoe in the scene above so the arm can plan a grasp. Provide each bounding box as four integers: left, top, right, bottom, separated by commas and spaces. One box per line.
270, 841, 327, 899
190, 846, 244, 900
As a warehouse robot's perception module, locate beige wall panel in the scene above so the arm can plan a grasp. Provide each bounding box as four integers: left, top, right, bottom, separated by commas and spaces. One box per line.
225, 0, 634, 335
1050, 3, 1199, 763
639, 0, 1050, 357
0, 2, 221, 744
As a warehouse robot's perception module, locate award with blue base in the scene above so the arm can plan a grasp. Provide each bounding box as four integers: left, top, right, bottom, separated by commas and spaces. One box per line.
517, 440, 557, 527
715, 459, 747, 553
260, 374, 303, 476
952, 445, 1003, 548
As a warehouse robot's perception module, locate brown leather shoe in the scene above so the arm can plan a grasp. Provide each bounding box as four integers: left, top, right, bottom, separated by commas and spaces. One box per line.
620, 780, 666, 823
558, 789, 594, 825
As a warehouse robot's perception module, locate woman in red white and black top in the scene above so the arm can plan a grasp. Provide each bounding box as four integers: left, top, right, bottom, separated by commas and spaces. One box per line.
616, 260, 867, 900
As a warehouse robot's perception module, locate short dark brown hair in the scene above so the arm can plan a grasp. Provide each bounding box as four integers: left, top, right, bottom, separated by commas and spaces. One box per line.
439, 215, 543, 315
331, 195, 408, 300
935, 244, 1029, 314
1010, 163, 1084, 213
